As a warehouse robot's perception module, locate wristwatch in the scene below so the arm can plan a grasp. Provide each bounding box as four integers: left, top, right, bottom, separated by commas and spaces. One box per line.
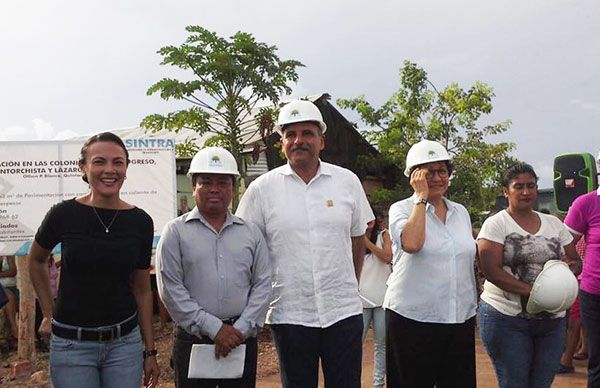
143, 349, 158, 359
412, 197, 427, 206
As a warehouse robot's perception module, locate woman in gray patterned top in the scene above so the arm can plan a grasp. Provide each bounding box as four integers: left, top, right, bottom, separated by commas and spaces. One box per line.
477, 162, 581, 388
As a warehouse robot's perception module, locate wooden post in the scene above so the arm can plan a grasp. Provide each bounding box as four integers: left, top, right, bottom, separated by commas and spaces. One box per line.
16, 255, 35, 362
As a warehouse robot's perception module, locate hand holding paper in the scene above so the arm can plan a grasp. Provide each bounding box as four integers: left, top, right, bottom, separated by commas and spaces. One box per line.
214, 324, 244, 359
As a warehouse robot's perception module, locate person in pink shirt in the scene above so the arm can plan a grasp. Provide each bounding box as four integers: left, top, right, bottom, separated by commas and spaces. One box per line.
558, 239, 587, 373
563, 151, 600, 387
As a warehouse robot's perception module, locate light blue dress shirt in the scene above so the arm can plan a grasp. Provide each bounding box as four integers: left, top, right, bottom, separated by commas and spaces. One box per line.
156, 208, 271, 339
383, 195, 478, 324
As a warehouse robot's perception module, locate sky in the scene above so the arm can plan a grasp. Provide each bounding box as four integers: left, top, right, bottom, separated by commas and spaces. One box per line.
1, 0, 599, 188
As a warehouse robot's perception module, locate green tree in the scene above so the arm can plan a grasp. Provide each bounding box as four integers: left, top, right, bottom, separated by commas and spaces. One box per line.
142, 25, 303, 206
338, 61, 516, 218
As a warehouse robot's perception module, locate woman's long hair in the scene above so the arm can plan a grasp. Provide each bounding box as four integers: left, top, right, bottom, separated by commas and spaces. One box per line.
366, 208, 383, 254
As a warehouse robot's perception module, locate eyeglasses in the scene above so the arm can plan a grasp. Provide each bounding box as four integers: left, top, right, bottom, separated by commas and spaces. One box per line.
426, 169, 449, 179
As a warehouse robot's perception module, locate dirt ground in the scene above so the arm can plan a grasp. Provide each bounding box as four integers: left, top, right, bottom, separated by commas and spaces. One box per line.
0, 321, 590, 387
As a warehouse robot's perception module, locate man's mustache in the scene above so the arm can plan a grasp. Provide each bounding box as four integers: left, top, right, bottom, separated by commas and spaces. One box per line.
291, 146, 310, 152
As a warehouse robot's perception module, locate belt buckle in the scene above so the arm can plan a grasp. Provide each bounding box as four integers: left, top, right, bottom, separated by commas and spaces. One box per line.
97, 328, 115, 343
222, 316, 238, 325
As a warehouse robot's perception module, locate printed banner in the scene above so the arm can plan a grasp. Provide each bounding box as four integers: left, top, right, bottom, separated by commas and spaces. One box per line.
0, 139, 177, 255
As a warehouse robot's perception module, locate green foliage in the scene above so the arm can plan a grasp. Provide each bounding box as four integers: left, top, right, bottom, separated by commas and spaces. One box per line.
142, 25, 303, 208
175, 138, 200, 158
142, 25, 303, 165
369, 188, 403, 210
203, 134, 230, 148
338, 61, 516, 219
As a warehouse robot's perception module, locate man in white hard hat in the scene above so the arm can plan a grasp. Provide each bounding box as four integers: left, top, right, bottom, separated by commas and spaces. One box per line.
236, 99, 374, 387
156, 147, 271, 388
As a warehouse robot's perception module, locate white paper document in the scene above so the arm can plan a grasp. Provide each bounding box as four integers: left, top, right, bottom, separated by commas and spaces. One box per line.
188, 344, 246, 379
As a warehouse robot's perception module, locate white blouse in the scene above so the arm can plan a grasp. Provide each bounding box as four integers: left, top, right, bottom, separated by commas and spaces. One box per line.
384, 195, 478, 324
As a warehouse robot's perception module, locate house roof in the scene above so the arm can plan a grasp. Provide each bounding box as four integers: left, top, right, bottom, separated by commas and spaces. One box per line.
68, 93, 402, 184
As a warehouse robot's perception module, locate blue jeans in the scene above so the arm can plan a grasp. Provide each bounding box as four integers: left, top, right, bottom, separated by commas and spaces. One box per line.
363, 307, 386, 387
579, 290, 600, 387
271, 314, 363, 388
479, 301, 566, 388
50, 326, 143, 388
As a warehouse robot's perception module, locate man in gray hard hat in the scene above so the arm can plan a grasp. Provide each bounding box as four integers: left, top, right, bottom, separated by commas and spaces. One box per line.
156, 147, 271, 388
237, 100, 374, 388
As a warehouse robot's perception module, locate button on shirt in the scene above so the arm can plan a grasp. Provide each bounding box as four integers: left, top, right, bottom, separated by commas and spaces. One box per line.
383, 195, 477, 323
156, 208, 271, 340
236, 162, 374, 328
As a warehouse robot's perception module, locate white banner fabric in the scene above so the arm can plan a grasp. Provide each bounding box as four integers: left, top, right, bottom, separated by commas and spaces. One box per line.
0, 138, 177, 255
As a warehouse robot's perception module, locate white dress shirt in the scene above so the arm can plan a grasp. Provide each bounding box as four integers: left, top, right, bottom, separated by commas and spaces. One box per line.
383, 195, 477, 324
236, 161, 374, 328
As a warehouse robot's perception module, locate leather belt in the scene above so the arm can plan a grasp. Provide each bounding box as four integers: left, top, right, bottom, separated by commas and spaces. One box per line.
221, 316, 239, 325
51, 313, 138, 343
175, 316, 240, 340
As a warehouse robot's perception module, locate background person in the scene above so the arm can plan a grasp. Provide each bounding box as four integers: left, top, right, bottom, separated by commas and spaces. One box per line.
359, 208, 392, 388
0, 255, 18, 345
149, 253, 171, 333
558, 238, 587, 373
383, 139, 478, 388
28, 132, 159, 388
563, 150, 600, 387
478, 162, 581, 388
156, 147, 271, 388
178, 195, 191, 216
236, 99, 374, 388
34, 254, 59, 351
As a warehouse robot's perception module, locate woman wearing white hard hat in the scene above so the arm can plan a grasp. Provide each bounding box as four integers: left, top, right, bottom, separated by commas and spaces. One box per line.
383, 139, 478, 387
564, 150, 600, 386
478, 162, 581, 388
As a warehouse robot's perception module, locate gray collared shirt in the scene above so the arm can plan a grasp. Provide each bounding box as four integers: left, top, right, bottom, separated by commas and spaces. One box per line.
156, 207, 271, 340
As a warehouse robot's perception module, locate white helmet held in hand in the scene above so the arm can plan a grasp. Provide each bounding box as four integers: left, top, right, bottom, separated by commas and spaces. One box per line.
187, 147, 240, 177
274, 99, 327, 135
526, 260, 578, 315
404, 139, 452, 177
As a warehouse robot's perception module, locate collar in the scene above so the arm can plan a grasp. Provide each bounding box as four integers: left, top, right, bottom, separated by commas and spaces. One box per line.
278, 160, 332, 178
185, 207, 244, 227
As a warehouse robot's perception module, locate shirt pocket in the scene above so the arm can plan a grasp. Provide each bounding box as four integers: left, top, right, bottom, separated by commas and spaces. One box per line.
229, 245, 254, 288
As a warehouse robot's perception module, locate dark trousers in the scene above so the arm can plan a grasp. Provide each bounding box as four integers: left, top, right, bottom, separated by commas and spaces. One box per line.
386, 310, 476, 388
270, 314, 363, 388
171, 327, 257, 388
580, 290, 600, 388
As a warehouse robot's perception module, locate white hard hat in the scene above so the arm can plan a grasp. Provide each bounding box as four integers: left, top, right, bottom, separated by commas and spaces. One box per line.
274, 100, 327, 135
526, 260, 578, 315
187, 147, 240, 177
404, 139, 451, 177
